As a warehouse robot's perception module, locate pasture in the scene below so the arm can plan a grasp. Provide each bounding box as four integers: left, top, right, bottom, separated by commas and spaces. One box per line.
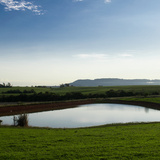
0, 123, 160, 159
1, 85, 160, 96
1, 85, 160, 103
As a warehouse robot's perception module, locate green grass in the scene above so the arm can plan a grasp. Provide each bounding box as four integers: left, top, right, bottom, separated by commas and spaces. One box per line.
30, 85, 160, 95
1, 85, 160, 96
0, 87, 51, 94
120, 97, 160, 104
1, 123, 160, 159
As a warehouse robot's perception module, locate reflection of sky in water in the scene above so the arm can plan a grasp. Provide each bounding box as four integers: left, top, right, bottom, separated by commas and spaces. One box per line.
0, 103, 160, 128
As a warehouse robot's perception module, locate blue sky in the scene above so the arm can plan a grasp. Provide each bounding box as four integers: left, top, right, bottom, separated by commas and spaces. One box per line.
0, 0, 160, 86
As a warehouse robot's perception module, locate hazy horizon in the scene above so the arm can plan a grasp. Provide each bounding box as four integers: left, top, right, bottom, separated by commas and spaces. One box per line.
1, 0, 160, 86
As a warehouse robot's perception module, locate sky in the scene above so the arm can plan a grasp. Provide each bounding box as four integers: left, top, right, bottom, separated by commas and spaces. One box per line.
0, 0, 160, 86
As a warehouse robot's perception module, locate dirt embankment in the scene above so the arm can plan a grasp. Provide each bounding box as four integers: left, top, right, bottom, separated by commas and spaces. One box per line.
0, 99, 95, 117
0, 99, 160, 117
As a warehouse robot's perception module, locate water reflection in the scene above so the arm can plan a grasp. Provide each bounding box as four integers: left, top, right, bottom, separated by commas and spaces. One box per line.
0, 103, 160, 128
145, 107, 149, 113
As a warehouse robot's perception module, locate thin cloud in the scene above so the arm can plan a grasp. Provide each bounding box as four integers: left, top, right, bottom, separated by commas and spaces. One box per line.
74, 53, 108, 59
104, 0, 111, 3
118, 50, 136, 58
0, 0, 44, 15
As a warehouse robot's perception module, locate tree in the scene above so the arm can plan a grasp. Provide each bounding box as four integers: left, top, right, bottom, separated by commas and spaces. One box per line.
6, 82, 12, 87
0, 82, 12, 88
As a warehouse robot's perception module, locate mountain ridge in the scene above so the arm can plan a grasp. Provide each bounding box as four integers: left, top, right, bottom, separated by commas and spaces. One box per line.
69, 78, 160, 87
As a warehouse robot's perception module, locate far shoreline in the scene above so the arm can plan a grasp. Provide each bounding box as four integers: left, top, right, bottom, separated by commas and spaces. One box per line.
0, 98, 160, 117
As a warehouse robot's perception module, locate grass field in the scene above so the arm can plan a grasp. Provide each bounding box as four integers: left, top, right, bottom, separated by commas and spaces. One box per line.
1, 123, 160, 160
1, 85, 160, 96
120, 97, 160, 104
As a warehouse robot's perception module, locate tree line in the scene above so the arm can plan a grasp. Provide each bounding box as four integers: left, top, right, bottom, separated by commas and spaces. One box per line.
0, 89, 159, 102
0, 83, 12, 88
2, 89, 35, 94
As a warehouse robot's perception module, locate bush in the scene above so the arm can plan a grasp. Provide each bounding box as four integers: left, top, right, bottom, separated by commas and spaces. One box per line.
15, 114, 28, 127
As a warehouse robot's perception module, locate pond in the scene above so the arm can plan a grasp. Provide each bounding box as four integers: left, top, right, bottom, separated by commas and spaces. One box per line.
1, 103, 160, 128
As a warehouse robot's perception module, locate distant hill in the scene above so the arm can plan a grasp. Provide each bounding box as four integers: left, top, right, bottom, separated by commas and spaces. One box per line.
70, 78, 160, 87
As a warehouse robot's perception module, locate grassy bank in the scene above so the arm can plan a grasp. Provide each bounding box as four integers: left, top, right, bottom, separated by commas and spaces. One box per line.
120, 96, 160, 104
1, 123, 160, 160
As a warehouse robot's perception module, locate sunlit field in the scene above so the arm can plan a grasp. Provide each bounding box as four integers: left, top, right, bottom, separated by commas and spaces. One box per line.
1, 123, 160, 160
1, 85, 160, 96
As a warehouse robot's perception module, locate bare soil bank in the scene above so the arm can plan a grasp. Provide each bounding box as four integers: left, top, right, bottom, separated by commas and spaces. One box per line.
0, 99, 160, 117
0, 99, 95, 116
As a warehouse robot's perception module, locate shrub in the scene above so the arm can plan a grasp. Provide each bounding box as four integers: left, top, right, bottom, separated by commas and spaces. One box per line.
16, 114, 28, 127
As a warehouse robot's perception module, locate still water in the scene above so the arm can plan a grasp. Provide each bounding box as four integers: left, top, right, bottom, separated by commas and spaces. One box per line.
1, 103, 160, 128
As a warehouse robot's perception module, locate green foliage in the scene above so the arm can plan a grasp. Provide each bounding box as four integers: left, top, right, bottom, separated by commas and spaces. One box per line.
0, 82, 12, 88
1, 85, 160, 95
1, 123, 160, 159
120, 97, 160, 104
1, 85, 160, 102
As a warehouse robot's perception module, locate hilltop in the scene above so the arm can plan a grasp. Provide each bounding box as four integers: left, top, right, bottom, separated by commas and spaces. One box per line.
70, 78, 160, 87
